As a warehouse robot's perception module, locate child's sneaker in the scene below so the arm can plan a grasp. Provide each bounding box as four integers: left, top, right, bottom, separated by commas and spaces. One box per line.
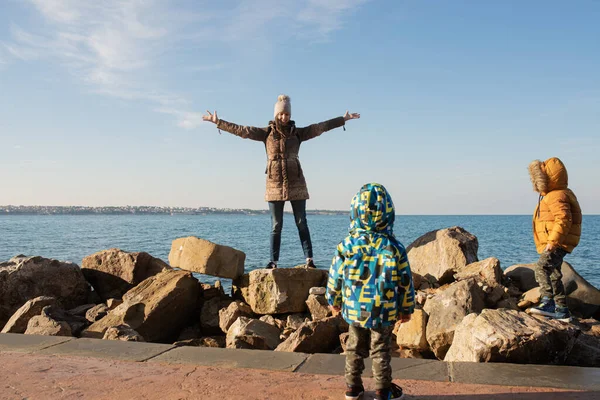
375, 383, 404, 400
527, 297, 555, 317
345, 385, 364, 400
553, 306, 572, 322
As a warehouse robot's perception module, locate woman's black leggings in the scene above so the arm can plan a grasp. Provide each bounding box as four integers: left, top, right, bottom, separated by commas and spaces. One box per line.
268, 200, 313, 262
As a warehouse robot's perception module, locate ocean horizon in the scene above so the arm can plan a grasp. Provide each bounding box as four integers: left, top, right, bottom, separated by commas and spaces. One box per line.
1, 214, 598, 290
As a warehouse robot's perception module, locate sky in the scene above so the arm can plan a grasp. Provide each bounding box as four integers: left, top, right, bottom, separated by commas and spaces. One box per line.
0, 0, 598, 214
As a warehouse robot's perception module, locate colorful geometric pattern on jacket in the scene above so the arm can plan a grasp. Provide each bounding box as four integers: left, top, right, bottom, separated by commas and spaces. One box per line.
326, 183, 415, 328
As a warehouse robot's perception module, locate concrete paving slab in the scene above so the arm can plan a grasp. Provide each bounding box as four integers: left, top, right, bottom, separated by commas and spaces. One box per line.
451, 361, 600, 390
296, 353, 449, 381
38, 338, 174, 362
0, 333, 73, 353
149, 346, 308, 372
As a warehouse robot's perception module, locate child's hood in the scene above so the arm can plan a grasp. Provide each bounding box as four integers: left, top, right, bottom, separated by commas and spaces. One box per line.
528, 157, 568, 195
349, 183, 395, 233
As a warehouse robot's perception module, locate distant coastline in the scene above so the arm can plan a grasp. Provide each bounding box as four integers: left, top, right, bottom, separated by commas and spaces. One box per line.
0, 205, 347, 216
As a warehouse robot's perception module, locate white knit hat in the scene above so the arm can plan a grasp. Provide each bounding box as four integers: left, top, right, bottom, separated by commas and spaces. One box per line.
273, 94, 291, 119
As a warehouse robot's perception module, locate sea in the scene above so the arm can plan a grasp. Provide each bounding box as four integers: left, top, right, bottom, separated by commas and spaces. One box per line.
1, 214, 598, 290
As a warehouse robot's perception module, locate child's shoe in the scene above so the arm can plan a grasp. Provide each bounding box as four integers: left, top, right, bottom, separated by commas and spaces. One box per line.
375, 383, 404, 400
527, 297, 555, 317
553, 306, 572, 322
345, 384, 364, 400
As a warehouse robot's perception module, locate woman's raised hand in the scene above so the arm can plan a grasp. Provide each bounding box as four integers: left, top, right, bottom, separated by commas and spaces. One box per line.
344, 110, 360, 121
202, 110, 219, 124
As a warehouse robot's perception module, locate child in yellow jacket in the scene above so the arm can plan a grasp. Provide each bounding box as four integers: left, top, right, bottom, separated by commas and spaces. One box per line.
526, 157, 582, 321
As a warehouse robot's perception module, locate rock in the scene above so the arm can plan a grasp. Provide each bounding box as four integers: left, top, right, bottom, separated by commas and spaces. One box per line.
406, 227, 479, 284
226, 317, 282, 350
1, 296, 57, 334
275, 317, 340, 353
411, 272, 423, 291
86, 304, 109, 323
201, 297, 233, 335
169, 237, 245, 279
306, 294, 331, 321
174, 336, 225, 348
415, 291, 427, 307
496, 297, 520, 311
106, 298, 123, 310
201, 283, 225, 301
309, 287, 326, 296
423, 279, 485, 359
40, 306, 89, 336
219, 301, 254, 333
176, 324, 203, 341
393, 348, 424, 359
0, 255, 91, 328
25, 314, 72, 337
259, 315, 285, 331
233, 267, 327, 314
68, 304, 97, 317
455, 258, 502, 287
82, 248, 170, 301
505, 262, 600, 318
103, 325, 145, 342
287, 314, 309, 330
517, 287, 542, 309
565, 332, 600, 367
444, 309, 579, 364
395, 309, 429, 352
82, 270, 200, 343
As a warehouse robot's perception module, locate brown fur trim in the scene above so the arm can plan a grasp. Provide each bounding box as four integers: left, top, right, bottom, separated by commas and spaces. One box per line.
528, 160, 548, 194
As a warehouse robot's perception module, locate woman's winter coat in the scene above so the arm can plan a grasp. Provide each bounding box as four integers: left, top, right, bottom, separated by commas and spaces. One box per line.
217, 117, 345, 202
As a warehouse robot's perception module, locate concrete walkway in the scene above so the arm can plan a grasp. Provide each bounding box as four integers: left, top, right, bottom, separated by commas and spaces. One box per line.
1, 333, 599, 399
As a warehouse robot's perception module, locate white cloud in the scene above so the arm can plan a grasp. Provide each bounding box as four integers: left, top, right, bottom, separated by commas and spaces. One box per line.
2, 0, 367, 129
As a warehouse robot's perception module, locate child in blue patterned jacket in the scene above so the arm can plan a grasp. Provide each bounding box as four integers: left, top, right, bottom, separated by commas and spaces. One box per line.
327, 183, 415, 400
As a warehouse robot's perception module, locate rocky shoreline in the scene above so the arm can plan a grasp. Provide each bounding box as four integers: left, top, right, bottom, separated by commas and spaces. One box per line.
1, 226, 599, 367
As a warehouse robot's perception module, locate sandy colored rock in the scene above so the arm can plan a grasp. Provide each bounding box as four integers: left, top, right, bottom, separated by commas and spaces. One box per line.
518, 287, 542, 309
309, 286, 326, 296
82, 248, 170, 301
169, 237, 245, 279
86, 304, 109, 322
219, 301, 254, 333
106, 298, 123, 310
275, 316, 340, 353
259, 315, 285, 331
82, 270, 200, 343
103, 324, 145, 342
287, 314, 309, 330
233, 267, 327, 314
423, 279, 485, 359
406, 227, 479, 284
395, 309, 429, 351
25, 314, 72, 337
565, 332, 600, 367
174, 336, 225, 348
1, 296, 57, 334
444, 309, 579, 365
68, 304, 97, 317
455, 257, 503, 287
0, 255, 90, 328
505, 261, 600, 318
306, 294, 331, 321
226, 316, 282, 350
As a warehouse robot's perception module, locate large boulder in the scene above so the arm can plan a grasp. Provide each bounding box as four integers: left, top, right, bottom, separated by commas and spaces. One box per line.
275, 316, 342, 353
444, 309, 579, 365
169, 237, 245, 279
1, 296, 57, 334
406, 227, 479, 284
0, 255, 90, 328
565, 332, 600, 367
82, 270, 200, 343
505, 262, 600, 318
233, 267, 327, 314
219, 301, 255, 333
226, 316, 282, 350
454, 257, 503, 287
81, 249, 170, 301
423, 279, 485, 359
395, 309, 429, 352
